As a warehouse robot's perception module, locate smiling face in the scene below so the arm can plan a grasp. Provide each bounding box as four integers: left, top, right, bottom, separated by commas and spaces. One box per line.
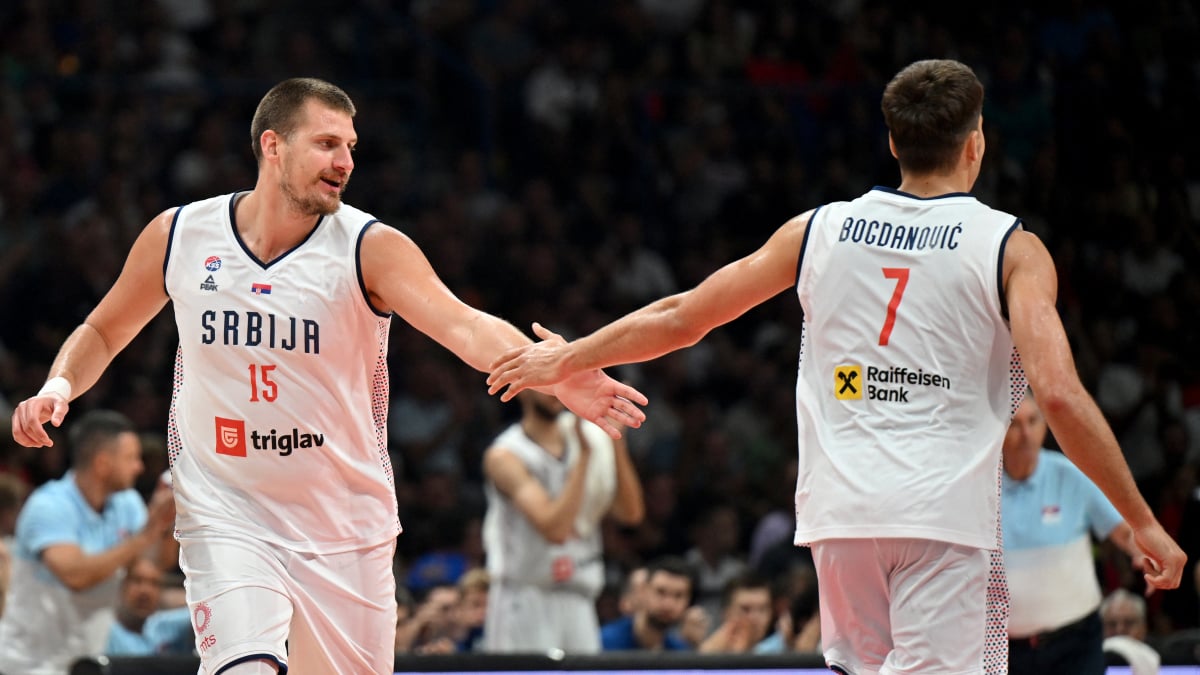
276, 99, 356, 216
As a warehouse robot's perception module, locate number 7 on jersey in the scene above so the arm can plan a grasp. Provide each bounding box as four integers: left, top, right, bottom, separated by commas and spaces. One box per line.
879, 267, 910, 346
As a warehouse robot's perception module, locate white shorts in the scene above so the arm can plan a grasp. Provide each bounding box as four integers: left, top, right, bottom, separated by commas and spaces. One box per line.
483, 581, 600, 653
812, 538, 990, 675
179, 533, 397, 674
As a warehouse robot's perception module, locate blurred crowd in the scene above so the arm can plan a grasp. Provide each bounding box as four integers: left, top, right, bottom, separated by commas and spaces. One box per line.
1, 0, 1199, 660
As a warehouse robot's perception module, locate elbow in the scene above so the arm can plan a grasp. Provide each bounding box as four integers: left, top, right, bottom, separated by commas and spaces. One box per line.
613, 501, 645, 526
58, 573, 96, 593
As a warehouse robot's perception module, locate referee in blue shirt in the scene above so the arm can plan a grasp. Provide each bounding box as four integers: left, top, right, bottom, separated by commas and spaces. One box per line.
1002, 393, 1146, 674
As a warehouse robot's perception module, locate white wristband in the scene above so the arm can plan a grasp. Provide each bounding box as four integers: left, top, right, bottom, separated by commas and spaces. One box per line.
37, 376, 72, 401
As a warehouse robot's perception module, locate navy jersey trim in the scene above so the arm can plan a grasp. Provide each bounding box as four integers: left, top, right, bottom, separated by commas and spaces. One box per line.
997, 218, 1023, 320
795, 206, 821, 288
228, 192, 325, 270
163, 205, 185, 298
215, 653, 287, 674
872, 185, 975, 200
356, 220, 391, 318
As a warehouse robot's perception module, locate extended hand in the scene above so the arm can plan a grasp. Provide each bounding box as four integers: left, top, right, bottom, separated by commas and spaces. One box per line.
11, 394, 70, 448
487, 323, 573, 400
553, 369, 647, 440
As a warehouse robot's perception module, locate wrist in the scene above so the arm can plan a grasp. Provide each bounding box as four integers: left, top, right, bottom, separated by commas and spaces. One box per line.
37, 376, 72, 401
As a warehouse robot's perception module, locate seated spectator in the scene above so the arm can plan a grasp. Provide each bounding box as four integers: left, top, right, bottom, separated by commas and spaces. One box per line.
455, 568, 489, 652
396, 583, 462, 654
698, 572, 773, 653
1101, 589, 1161, 675
106, 556, 193, 656
755, 578, 821, 654
601, 556, 694, 651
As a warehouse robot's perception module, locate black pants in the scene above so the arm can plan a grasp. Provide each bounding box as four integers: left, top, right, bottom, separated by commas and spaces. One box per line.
1008, 610, 1105, 675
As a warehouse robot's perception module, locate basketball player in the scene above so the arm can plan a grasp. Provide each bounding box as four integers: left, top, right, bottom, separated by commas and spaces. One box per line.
487, 59, 1186, 674
9, 78, 646, 674
481, 390, 644, 653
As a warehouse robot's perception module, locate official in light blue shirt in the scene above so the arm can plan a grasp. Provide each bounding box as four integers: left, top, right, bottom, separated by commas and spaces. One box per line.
1001, 396, 1140, 675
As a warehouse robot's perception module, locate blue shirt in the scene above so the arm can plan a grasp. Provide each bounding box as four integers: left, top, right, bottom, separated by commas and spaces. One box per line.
600, 615, 690, 651
106, 606, 194, 656
0, 472, 148, 673
1001, 449, 1123, 635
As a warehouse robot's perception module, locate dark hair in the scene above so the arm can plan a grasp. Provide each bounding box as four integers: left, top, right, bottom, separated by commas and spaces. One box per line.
250, 78, 356, 164
68, 409, 135, 468
720, 571, 771, 609
646, 555, 696, 600
881, 59, 984, 174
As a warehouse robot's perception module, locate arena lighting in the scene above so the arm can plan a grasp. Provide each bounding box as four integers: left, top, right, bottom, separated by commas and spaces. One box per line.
69, 653, 1200, 674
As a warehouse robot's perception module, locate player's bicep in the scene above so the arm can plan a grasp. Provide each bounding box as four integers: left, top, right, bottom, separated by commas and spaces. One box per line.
84, 210, 174, 351
1004, 232, 1078, 390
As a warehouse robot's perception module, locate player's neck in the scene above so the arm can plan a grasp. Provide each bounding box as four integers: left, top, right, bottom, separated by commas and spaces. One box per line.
896, 172, 971, 198
235, 188, 321, 263
521, 417, 564, 458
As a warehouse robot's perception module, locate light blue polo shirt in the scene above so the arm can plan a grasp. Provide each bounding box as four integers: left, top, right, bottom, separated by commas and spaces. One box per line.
106, 606, 195, 656
0, 472, 148, 674
1002, 450, 1122, 636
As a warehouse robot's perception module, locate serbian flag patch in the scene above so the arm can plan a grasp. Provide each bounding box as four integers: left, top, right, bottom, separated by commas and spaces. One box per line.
251, 283, 272, 295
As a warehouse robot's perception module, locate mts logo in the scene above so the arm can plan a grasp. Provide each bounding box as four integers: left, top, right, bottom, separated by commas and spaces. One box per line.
214, 417, 324, 457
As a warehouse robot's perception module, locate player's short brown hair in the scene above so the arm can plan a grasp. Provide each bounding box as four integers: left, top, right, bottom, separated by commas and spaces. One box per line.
250, 78, 356, 164
881, 59, 984, 174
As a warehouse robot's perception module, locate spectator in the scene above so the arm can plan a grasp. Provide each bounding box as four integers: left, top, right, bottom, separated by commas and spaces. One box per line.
481, 390, 644, 653
1003, 394, 1147, 674
396, 583, 462, 655
0, 410, 175, 674
455, 567, 489, 653
601, 555, 695, 651
754, 578, 821, 655
105, 556, 193, 656
1101, 588, 1161, 675
697, 572, 773, 653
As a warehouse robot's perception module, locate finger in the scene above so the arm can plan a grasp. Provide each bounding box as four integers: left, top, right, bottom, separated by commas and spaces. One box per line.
487, 347, 522, 375
615, 397, 647, 425
50, 399, 69, 427
487, 365, 516, 395
613, 383, 649, 406
499, 381, 529, 403
593, 415, 623, 440
531, 322, 563, 341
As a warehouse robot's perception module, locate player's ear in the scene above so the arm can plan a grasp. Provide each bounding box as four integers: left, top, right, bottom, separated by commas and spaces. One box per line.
261, 130, 280, 160
887, 133, 899, 160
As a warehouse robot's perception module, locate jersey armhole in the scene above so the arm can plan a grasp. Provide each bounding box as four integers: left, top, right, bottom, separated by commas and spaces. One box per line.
996, 218, 1023, 321
356, 220, 392, 318
162, 205, 185, 299
795, 205, 822, 288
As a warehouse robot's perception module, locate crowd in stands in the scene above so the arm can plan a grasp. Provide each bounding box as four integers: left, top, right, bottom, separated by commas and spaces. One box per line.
1, 0, 1199, 660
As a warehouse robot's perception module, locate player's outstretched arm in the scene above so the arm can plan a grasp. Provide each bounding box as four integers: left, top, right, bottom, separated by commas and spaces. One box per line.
1005, 229, 1186, 590
11, 210, 173, 448
487, 211, 812, 401
359, 223, 646, 438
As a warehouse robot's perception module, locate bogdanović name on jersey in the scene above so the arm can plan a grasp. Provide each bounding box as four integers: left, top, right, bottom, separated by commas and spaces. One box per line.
867, 365, 951, 403
199, 310, 321, 354
838, 217, 963, 252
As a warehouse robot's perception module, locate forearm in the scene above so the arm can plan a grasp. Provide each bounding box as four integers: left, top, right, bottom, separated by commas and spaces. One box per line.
565, 295, 704, 373
46, 323, 122, 399
55, 533, 152, 591
609, 443, 645, 525
539, 459, 590, 542
1036, 386, 1156, 528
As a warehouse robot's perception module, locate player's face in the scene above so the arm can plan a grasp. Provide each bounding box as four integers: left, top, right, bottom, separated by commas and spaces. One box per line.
103, 432, 145, 492
643, 571, 691, 630
279, 99, 356, 217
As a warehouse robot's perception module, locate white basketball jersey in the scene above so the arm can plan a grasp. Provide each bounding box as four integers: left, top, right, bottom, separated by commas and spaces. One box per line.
793, 187, 1023, 549
164, 193, 398, 553
483, 421, 607, 597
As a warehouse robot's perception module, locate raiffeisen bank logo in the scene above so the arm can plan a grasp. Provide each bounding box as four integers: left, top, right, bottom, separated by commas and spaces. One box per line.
833, 364, 951, 403
214, 417, 325, 457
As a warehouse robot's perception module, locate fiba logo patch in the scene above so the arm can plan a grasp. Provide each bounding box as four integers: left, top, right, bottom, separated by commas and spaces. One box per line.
834, 364, 863, 400
193, 602, 212, 633
214, 416, 247, 457
204, 256, 222, 272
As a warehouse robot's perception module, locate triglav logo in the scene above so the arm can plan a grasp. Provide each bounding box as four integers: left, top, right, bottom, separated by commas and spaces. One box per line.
214, 417, 246, 457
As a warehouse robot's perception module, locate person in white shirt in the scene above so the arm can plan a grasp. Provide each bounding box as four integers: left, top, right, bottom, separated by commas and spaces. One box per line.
9, 78, 646, 675
486, 58, 1186, 674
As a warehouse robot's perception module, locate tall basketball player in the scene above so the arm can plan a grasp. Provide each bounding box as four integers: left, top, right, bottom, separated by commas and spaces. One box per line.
487, 59, 1185, 674
9, 78, 646, 674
